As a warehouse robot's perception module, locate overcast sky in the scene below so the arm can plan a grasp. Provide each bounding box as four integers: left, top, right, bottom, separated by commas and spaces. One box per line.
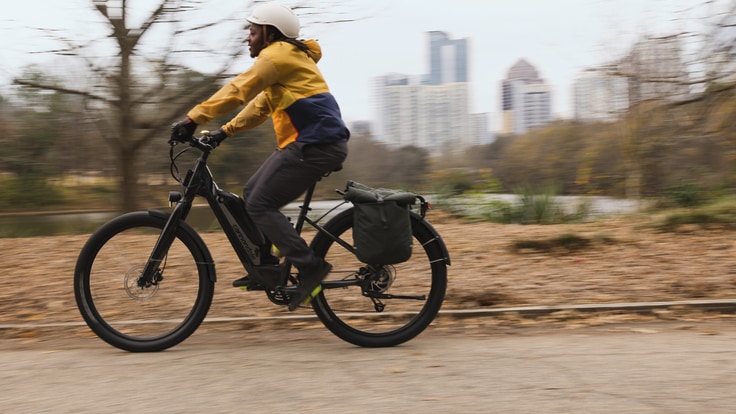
0, 0, 725, 130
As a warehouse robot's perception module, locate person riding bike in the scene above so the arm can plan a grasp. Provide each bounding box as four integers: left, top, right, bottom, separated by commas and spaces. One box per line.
171, 2, 350, 311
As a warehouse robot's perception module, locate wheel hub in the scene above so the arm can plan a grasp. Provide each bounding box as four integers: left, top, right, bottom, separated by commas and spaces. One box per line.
365, 265, 395, 293
124, 266, 159, 300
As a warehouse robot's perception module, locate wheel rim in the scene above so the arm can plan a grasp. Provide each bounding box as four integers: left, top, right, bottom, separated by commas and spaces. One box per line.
312, 211, 446, 342
77, 217, 212, 348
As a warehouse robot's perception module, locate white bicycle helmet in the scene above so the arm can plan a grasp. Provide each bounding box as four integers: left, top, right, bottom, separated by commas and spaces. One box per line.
247, 3, 300, 39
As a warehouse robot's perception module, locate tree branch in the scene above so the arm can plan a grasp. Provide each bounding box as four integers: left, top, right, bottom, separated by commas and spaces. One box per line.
12, 79, 113, 104
127, 1, 168, 49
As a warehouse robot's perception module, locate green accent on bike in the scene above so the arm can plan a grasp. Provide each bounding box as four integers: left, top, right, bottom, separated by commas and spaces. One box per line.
301, 285, 322, 305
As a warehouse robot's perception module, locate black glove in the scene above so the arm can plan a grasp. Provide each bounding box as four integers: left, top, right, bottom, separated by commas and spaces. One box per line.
170, 117, 197, 143
203, 128, 228, 148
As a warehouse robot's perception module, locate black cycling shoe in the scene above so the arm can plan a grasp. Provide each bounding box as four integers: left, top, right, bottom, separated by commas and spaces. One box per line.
286, 259, 332, 311
232, 275, 265, 290
232, 264, 281, 290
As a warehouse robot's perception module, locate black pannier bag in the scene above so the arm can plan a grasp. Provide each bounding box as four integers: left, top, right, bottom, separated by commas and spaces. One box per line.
342, 181, 418, 265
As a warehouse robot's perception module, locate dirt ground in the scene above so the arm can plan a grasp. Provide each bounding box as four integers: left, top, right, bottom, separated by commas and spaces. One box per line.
2, 210, 736, 340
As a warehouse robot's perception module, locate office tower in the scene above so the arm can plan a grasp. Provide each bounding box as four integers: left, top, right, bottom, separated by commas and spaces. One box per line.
620, 35, 689, 103
373, 32, 485, 154
373, 74, 472, 153
427, 31, 468, 85
501, 59, 553, 135
573, 67, 629, 122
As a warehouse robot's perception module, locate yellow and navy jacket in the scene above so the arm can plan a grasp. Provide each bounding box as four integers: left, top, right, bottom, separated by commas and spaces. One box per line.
187, 39, 350, 150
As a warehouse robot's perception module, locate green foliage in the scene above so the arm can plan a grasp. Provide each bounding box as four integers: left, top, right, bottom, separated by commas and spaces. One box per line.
515, 183, 562, 224
0, 175, 65, 210
438, 184, 592, 225
431, 169, 475, 196
655, 196, 736, 231
662, 181, 706, 207
430, 167, 503, 197
480, 199, 516, 223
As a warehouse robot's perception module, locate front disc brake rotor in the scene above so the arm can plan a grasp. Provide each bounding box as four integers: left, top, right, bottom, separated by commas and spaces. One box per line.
124, 266, 159, 300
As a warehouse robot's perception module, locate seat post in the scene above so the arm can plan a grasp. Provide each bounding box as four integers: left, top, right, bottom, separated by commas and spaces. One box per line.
294, 183, 316, 234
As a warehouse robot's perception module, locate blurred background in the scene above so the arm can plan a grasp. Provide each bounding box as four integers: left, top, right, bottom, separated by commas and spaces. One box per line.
0, 0, 734, 236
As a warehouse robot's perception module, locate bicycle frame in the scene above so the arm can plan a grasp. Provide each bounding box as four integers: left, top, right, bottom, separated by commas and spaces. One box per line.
137, 139, 354, 291
75, 135, 450, 351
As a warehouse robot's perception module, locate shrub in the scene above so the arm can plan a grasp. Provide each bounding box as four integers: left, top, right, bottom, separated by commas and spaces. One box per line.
0, 175, 65, 211
663, 182, 705, 208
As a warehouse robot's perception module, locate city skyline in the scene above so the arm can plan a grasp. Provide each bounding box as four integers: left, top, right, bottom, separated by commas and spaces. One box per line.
372, 31, 481, 153
0, 0, 724, 130
312, 0, 714, 126
369, 28, 725, 140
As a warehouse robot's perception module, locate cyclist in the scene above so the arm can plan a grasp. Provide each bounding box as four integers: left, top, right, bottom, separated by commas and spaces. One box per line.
171, 2, 350, 311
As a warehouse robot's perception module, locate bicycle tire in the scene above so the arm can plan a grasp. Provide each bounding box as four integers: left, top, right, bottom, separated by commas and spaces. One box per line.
310, 208, 448, 347
74, 211, 215, 352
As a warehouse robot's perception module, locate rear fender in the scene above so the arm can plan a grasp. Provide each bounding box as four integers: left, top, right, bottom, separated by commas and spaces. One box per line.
410, 211, 451, 265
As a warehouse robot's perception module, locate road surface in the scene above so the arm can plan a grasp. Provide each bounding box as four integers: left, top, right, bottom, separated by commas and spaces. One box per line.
2, 320, 735, 413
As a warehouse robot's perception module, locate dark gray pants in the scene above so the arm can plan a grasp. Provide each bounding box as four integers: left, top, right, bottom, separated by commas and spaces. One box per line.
243, 141, 348, 270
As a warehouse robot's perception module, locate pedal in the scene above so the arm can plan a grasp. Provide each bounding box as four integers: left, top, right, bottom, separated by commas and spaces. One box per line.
234, 264, 283, 291
233, 276, 266, 291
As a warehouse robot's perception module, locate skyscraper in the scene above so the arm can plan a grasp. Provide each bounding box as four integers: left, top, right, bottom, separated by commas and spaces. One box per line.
573, 66, 629, 122
373, 74, 472, 153
620, 35, 689, 103
373, 32, 486, 154
427, 31, 468, 85
501, 59, 553, 135
572, 34, 691, 124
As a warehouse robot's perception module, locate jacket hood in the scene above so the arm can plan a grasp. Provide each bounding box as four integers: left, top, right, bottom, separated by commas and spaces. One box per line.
303, 39, 322, 63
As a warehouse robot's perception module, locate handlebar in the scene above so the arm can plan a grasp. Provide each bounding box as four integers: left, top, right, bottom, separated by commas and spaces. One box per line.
167, 131, 216, 185
169, 131, 216, 152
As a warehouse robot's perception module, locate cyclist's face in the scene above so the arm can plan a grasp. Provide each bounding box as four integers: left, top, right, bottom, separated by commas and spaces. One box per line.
247, 24, 266, 58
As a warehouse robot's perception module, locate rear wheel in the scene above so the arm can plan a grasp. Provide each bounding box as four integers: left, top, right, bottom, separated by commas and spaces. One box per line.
74, 212, 215, 352
310, 208, 448, 347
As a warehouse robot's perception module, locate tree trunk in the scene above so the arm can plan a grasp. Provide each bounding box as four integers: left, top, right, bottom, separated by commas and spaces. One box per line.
118, 147, 139, 212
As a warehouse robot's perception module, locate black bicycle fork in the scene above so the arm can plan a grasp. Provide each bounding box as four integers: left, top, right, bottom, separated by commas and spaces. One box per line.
136, 166, 202, 289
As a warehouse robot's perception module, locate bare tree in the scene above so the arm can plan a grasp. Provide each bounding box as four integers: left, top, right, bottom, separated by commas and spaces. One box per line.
11, 0, 253, 211
604, 0, 736, 199
12, 0, 354, 211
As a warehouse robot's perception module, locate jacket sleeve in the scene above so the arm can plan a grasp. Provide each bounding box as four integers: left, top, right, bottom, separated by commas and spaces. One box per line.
187, 56, 279, 126
222, 92, 271, 135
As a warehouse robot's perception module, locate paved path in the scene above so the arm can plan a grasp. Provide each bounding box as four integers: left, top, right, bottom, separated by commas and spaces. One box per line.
2, 320, 735, 413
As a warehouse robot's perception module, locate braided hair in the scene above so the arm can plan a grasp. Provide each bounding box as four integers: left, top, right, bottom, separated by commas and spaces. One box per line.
265, 25, 310, 54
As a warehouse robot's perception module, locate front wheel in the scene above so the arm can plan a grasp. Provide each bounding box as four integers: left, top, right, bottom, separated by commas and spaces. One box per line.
74, 211, 215, 352
310, 208, 448, 347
